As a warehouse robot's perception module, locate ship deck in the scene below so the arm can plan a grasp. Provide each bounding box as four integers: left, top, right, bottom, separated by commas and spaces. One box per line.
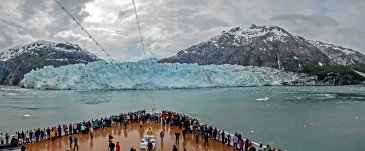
26, 122, 234, 151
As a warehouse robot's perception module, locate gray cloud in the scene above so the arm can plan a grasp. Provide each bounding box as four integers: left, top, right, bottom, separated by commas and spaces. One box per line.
331, 28, 365, 51
271, 14, 339, 27
0, 0, 365, 61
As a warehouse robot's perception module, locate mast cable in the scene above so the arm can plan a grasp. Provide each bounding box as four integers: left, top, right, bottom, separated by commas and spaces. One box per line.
53, 0, 156, 110
132, 0, 147, 60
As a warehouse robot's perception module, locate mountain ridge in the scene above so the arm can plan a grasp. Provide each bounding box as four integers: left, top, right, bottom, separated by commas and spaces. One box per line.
159, 24, 365, 69
0, 41, 100, 85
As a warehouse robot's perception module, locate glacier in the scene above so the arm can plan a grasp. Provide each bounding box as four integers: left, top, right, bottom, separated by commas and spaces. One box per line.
20, 61, 312, 90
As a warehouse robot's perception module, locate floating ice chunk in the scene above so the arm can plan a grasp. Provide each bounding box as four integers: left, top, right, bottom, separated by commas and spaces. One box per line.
256, 97, 269, 101
7, 93, 17, 96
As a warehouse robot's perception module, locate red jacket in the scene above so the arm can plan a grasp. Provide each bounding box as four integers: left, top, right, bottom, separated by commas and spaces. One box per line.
116, 143, 120, 151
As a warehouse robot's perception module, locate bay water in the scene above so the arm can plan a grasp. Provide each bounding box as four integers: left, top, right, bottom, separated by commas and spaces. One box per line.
0, 86, 364, 151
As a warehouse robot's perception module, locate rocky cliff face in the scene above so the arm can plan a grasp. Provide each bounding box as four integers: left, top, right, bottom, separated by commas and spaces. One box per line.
0, 41, 100, 85
159, 25, 365, 71
308, 40, 365, 65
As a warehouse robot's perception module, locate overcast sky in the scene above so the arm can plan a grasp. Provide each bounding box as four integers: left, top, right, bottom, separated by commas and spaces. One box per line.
0, 0, 364, 61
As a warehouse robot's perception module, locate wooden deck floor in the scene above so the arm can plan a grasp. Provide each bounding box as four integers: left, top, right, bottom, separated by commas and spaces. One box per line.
26, 122, 234, 151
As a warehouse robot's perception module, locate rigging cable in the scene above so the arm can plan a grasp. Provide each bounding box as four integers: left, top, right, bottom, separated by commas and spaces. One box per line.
132, 0, 147, 60
53, 0, 156, 111
53, 0, 113, 61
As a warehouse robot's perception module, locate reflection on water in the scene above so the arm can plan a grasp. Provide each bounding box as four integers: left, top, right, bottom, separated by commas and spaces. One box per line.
80, 98, 112, 105
0, 86, 364, 151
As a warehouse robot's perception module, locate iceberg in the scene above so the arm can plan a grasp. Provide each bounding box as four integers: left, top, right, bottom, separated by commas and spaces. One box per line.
20, 61, 309, 90
256, 97, 269, 101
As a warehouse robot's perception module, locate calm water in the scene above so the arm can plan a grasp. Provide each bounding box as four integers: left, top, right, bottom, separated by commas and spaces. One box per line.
0, 86, 364, 151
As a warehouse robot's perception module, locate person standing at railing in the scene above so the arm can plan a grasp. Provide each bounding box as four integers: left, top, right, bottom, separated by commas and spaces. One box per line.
41, 129, 45, 140
221, 131, 225, 144
21, 131, 25, 142
217, 130, 221, 142
0, 133, 5, 144
232, 134, 238, 149
16, 132, 20, 142
5, 133, 9, 144
227, 133, 231, 146
69, 124, 73, 135
50, 130, 55, 141
213, 128, 217, 140
25, 131, 30, 143
46, 127, 51, 139
58, 125, 62, 137
29, 130, 33, 143
63, 124, 68, 135
238, 138, 244, 151
35, 129, 40, 142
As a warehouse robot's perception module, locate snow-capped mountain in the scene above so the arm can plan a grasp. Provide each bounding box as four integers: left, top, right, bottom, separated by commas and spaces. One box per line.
20, 60, 315, 90
0, 40, 99, 61
159, 24, 365, 69
0, 41, 100, 85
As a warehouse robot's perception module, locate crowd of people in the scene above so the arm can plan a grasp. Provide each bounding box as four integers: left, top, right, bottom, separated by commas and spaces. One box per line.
158, 111, 282, 151
0, 110, 282, 151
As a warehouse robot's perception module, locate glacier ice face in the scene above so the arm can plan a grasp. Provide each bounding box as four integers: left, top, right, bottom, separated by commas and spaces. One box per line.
20, 61, 308, 90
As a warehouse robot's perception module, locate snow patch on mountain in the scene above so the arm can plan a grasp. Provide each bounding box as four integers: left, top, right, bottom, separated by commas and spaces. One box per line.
308, 40, 365, 65
225, 25, 292, 43
308, 40, 356, 55
20, 61, 312, 90
0, 41, 98, 61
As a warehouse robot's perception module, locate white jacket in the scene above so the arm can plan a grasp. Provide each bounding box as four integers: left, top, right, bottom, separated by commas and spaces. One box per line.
232, 135, 238, 143
0, 134, 5, 141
